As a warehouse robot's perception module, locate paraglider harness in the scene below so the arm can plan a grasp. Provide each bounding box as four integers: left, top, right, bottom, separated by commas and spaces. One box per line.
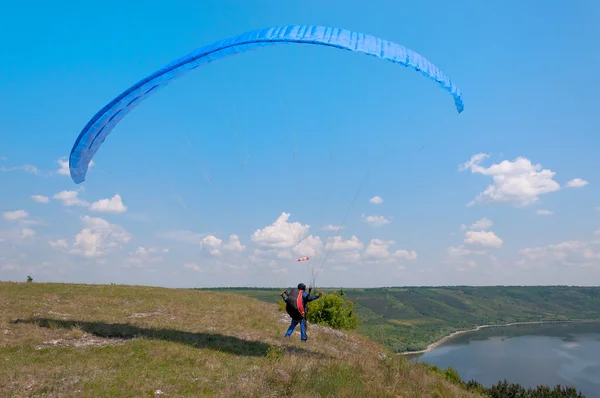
283, 287, 312, 321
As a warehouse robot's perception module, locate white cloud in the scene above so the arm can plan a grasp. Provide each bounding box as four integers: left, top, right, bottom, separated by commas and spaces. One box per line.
222, 234, 246, 252
517, 240, 592, 269
321, 224, 344, 231
20, 229, 35, 239
447, 245, 487, 258
57, 156, 94, 176
70, 216, 131, 258
362, 239, 417, 263
0, 227, 36, 242
0, 164, 39, 174
455, 260, 478, 273
369, 196, 384, 204
536, 209, 554, 216
293, 235, 323, 257
1, 158, 95, 178
394, 249, 417, 260
1, 263, 20, 271
57, 158, 70, 176
184, 263, 204, 273
51, 190, 126, 214
362, 214, 391, 227
459, 153, 560, 207
464, 230, 503, 248
159, 230, 207, 245
318, 235, 365, 264
90, 194, 127, 214
249, 247, 293, 262
328, 251, 362, 264
48, 239, 68, 249
3, 210, 28, 221
446, 245, 490, 271
446, 219, 503, 271
470, 218, 493, 230
566, 178, 589, 188
324, 235, 364, 252
31, 195, 50, 204
364, 239, 395, 259
277, 250, 292, 259
460, 219, 502, 246
201, 235, 222, 255
248, 247, 290, 265
126, 246, 169, 266
53, 190, 89, 207
251, 212, 309, 249
2, 210, 40, 227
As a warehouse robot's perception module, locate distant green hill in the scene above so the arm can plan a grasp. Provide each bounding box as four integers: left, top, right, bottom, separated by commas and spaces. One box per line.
207, 286, 600, 352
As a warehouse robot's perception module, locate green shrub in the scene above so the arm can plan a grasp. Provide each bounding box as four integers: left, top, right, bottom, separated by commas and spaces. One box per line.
442, 366, 462, 384
306, 290, 360, 330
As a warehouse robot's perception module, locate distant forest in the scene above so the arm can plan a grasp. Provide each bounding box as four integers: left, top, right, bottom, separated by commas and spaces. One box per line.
203, 286, 600, 352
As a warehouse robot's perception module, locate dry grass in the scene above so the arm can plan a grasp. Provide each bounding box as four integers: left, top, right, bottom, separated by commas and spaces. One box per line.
0, 282, 479, 397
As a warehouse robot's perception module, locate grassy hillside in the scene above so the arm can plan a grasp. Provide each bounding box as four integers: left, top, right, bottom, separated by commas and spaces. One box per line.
208, 286, 600, 353
0, 282, 476, 397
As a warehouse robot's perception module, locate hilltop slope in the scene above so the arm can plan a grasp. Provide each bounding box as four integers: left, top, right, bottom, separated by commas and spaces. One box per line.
0, 282, 476, 397
210, 286, 600, 352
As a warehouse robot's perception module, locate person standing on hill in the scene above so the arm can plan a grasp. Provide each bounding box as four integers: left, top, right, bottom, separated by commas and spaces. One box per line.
281, 283, 322, 342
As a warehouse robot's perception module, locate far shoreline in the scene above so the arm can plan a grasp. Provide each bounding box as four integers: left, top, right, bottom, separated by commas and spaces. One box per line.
399, 319, 599, 356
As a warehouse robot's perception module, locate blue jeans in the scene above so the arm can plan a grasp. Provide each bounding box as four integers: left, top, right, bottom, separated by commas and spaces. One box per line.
285, 318, 307, 341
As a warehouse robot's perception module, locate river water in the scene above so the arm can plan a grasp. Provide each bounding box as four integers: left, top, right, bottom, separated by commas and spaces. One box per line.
411, 322, 600, 398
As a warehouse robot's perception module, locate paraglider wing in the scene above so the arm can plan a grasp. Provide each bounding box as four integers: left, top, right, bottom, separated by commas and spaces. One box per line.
69, 25, 464, 184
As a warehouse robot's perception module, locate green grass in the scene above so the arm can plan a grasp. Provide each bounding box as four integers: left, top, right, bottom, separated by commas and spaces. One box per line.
207, 286, 600, 353
1, 282, 477, 397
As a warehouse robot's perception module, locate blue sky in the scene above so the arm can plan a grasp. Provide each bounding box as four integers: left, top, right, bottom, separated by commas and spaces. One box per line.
1, 0, 599, 288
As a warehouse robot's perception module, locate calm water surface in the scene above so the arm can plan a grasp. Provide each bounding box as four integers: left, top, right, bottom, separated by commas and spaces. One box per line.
413, 322, 600, 398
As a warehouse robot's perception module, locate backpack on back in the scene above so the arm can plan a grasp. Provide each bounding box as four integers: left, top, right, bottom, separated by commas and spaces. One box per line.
285, 287, 305, 320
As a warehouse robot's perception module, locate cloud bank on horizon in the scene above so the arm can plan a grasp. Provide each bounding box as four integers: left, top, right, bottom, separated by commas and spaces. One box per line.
1, 150, 597, 288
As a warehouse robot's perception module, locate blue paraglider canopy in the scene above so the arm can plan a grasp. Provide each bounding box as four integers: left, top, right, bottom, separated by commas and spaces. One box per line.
69, 25, 464, 184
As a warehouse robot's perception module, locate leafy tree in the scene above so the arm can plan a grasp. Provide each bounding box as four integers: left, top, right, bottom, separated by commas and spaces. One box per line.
26, 275, 33, 283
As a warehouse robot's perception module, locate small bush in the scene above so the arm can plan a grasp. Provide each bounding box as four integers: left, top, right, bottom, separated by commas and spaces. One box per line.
26, 275, 33, 283
307, 290, 360, 330
442, 366, 462, 384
